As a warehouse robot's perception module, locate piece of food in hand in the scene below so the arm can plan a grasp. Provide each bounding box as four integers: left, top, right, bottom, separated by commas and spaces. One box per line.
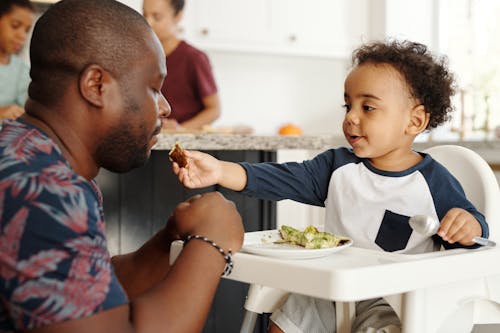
277, 225, 350, 249
169, 142, 188, 167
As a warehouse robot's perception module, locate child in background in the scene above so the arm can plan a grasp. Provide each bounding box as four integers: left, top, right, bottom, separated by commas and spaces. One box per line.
0, 0, 33, 120
172, 39, 489, 332
143, 0, 221, 131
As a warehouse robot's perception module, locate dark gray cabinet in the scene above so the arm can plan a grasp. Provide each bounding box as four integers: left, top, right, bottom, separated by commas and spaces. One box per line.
97, 150, 276, 333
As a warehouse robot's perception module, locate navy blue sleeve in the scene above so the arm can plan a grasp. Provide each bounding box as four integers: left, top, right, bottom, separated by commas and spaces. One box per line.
420, 158, 489, 249
239, 148, 359, 207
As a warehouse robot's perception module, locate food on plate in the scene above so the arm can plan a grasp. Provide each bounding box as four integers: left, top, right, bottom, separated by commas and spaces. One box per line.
276, 225, 350, 249
169, 142, 188, 167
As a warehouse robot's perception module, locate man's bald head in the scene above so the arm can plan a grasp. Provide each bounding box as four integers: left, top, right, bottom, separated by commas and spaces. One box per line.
29, 0, 152, 107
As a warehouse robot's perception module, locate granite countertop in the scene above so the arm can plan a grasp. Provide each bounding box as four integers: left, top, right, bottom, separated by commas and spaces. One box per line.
154, 132, 500, 152
153, 133, 339, 151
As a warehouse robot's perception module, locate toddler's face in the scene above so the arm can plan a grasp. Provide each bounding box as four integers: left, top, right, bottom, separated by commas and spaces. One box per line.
0, 6, 33, 56
143, 0, 182, 45
342, 63, 418, 163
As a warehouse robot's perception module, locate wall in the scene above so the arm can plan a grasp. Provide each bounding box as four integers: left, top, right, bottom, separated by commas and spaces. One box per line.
206, 51, 349, 135
117, 0, 142, 12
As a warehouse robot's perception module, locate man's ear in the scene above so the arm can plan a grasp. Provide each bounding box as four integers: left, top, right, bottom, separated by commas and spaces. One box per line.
407, 104, 430, 135
79, 64, 110, 108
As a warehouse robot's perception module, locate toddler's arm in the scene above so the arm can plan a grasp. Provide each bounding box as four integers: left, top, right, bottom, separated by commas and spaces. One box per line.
438, 208, 483, 246
172, 150, 247, 191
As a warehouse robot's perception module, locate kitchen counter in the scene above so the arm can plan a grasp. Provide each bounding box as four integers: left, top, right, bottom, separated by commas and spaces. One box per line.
154, 133, 500, 166
153, 133, 337, 151
155, 133, 500, 151
102, 133, 497, 333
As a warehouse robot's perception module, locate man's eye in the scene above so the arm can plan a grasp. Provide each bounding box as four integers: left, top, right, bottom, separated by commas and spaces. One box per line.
342, 104, 351, 112
363, 105, 375, 111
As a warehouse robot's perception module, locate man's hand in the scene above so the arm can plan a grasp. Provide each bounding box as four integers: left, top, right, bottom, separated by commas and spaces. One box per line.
168, 191, 244, 252
438, 208, 483, 246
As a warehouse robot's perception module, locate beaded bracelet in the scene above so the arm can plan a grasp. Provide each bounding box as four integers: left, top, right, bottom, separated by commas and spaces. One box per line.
184, 235, 233, 276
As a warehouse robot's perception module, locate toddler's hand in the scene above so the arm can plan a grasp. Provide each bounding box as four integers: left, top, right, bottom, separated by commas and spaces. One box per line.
173, 150, 221, 189
437, 208, 482, 246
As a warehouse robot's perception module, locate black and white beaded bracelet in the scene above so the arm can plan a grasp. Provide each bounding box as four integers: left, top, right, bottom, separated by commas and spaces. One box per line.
184, 235, 233, 276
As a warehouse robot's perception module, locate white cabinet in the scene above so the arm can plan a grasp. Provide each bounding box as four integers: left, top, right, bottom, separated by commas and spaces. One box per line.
184, 0, 274, 51
273, 0, 368, 58
182, 0, 369, 58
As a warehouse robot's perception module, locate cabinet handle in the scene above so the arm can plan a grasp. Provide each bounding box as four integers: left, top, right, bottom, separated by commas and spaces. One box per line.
201, 28, 209, 36
288, 34, 297, 42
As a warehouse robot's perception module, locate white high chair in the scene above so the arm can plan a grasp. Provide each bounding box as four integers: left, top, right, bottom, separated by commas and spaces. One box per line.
240, 145, 500, 333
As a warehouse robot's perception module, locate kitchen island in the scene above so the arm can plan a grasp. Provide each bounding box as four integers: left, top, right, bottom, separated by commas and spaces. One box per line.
97, 132, 499, 333
97, 132, 338, 333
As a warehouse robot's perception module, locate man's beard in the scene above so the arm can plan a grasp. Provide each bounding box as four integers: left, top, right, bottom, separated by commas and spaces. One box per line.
96, 124, 151, 173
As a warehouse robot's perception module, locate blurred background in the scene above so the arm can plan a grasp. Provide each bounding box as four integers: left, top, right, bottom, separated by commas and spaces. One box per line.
29, 0, 500, 139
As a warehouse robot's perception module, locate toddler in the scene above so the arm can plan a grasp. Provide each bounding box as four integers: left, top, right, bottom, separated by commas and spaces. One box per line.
172, 40, 488, 333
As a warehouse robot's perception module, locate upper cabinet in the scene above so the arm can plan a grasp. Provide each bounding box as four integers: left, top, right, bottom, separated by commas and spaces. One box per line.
185, 0, 274, 47
180, 0, 369, 59
272, 0, 368, 58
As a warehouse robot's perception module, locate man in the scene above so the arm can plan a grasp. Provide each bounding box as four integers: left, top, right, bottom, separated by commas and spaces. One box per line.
0, 0, 244, 332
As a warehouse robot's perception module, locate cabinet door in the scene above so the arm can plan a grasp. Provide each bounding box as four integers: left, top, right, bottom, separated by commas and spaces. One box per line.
187, 0, 275, 50
273, 0, 368, 58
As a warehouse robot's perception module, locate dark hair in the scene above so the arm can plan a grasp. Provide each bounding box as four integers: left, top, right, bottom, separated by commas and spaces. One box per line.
28, 0, 151, 107
169, 0, 185, 15
0, 0, 34, 17
352, 40, 456, 129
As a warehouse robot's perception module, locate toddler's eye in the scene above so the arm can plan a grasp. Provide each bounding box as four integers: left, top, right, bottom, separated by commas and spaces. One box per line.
342, 104, 351, 112
363, 105, 375, 111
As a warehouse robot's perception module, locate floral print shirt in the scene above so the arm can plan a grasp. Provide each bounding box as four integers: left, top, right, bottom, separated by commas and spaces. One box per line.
0, 120, 128, 332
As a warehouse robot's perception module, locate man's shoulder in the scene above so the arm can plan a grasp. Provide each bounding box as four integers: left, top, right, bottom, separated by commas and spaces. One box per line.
1, 120, 62, 170
0, 120, 93, 199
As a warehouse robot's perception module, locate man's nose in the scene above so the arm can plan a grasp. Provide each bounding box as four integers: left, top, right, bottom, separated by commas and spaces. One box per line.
159, 93, 171, 118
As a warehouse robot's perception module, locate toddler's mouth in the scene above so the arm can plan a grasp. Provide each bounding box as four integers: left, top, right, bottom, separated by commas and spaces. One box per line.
348, 135, 363, 145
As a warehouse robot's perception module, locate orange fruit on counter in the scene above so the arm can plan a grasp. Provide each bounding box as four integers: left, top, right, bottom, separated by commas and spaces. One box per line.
278, 123, 303, 136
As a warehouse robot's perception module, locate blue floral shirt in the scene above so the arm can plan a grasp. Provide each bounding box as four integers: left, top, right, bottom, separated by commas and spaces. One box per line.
0, 119, 128, 332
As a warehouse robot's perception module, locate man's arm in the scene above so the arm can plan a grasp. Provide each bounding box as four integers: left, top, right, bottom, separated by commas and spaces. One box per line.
24, 192, 243, 333
25, 241, 228, 333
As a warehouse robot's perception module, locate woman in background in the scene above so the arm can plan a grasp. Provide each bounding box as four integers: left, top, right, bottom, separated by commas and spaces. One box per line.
143, 0, 221, 131
0, 0, 33, 120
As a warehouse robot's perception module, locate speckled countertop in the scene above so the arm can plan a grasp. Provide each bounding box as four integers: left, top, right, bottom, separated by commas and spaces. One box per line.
154, 133, 498, 150
153, 133, 339, 151
153, 133, 500, 163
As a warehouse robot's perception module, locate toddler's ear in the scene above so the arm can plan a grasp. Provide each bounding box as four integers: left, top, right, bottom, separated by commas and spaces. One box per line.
407, 104, 430, 135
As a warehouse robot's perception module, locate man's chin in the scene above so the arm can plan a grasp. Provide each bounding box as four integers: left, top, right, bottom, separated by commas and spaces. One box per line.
102, 153, 150, 173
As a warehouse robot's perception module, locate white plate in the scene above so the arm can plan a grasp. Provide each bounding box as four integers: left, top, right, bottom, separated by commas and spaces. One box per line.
241, 229, 353, 259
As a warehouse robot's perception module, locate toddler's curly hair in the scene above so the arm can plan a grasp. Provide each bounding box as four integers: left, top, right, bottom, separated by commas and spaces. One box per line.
352, 40, 456, 129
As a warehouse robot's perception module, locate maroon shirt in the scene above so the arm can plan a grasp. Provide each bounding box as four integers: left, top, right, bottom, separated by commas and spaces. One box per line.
162, 41, 218, 123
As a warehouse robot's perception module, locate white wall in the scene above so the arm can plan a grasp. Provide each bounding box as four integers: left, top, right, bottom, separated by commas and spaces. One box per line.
206, 51, 350, 135
117, 0, 142, 13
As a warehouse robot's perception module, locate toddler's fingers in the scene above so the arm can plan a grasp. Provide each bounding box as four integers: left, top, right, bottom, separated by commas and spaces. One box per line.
437, 209, 460, 237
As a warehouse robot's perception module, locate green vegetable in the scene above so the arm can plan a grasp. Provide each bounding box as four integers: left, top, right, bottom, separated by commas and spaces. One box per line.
277, 225, 349, 249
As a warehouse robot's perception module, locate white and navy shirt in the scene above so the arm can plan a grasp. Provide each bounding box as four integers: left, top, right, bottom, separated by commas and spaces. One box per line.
240, 147, 488, 254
